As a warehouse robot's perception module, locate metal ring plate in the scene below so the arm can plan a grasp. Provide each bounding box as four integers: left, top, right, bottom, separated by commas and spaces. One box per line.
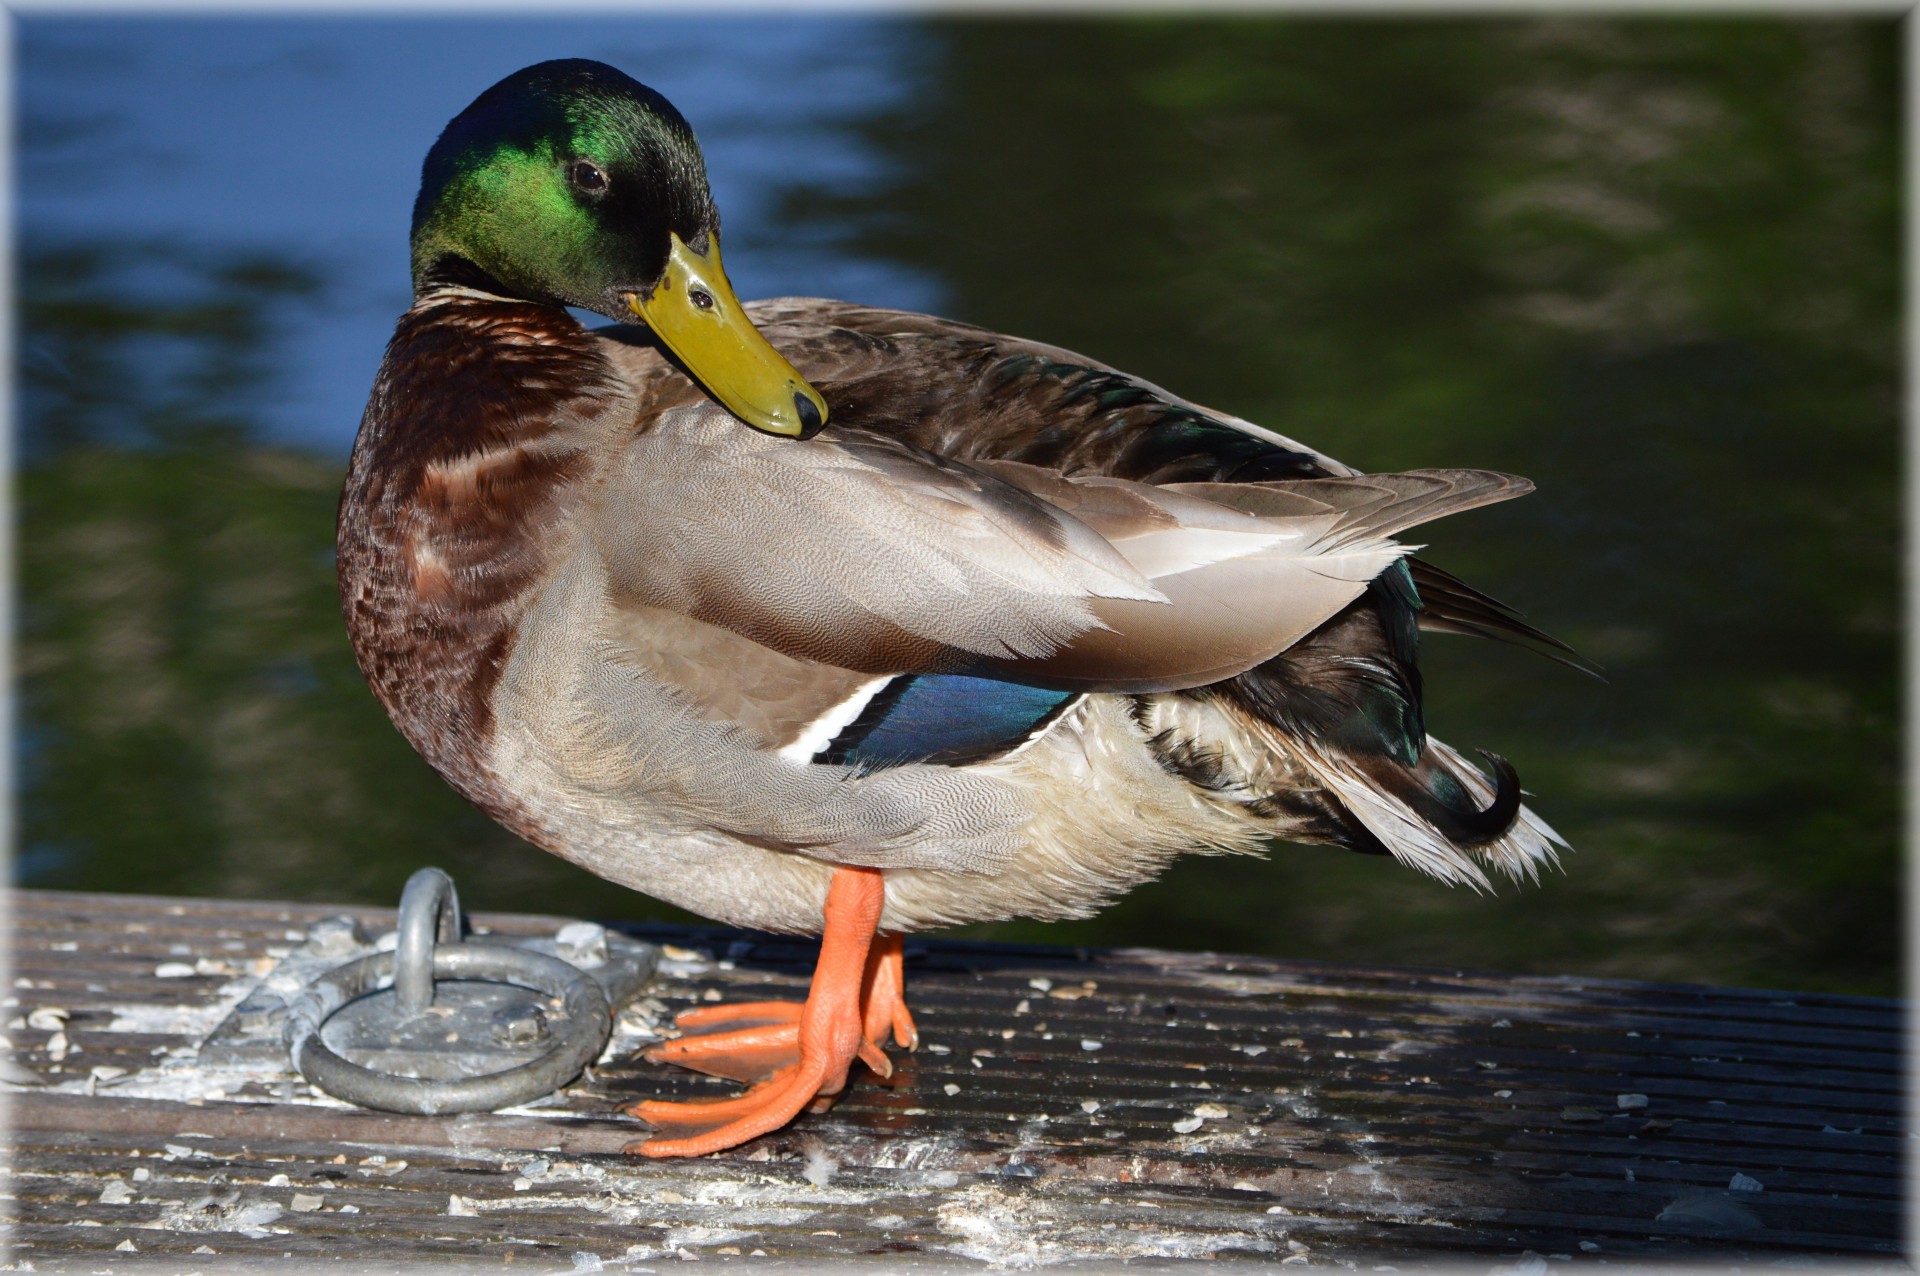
285, 943, 612, 1115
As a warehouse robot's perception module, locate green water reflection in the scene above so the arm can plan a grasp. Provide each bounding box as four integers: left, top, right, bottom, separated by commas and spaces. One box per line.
17, 17, 1900, 993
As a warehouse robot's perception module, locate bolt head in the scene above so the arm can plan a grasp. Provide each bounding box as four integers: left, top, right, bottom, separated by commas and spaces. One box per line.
553, 922, 608, 967
491, 1004, 549, 1047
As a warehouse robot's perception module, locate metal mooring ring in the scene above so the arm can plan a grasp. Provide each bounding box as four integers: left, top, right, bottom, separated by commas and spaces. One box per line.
393, 866, 461, 1016
284, 867, 613, 1115
285, 943, 612, 1115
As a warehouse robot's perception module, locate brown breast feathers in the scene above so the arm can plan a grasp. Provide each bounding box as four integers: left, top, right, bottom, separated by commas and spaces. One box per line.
336, 295, 623, 835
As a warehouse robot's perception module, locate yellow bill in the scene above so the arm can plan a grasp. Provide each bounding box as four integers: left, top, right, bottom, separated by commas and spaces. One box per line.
627, 234, 829, 438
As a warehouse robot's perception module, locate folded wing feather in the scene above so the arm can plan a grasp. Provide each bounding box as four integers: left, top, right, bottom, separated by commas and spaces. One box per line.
596, 407, 1531, 695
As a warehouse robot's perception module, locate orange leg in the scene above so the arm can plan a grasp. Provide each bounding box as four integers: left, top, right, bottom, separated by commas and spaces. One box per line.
627, 867, 913, 1157
862, 933, 918, 1053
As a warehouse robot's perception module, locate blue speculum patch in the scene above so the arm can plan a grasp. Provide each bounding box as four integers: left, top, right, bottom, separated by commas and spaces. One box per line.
820, 674, 1080, 768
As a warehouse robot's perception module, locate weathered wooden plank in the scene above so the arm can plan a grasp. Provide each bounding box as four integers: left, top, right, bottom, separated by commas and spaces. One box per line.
3, 887, 1905, 1268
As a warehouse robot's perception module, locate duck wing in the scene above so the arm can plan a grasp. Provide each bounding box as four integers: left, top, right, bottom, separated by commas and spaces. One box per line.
580, 302, 1565, 884
593, 396, 1530, 696
741, 297, 1351, 484
728, 302, 1571, 880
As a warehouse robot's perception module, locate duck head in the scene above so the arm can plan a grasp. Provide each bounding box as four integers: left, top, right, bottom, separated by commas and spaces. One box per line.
410, 59, 828, 439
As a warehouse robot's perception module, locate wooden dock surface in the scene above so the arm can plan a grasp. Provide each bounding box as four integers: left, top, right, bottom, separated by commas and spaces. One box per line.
4, 888, 1906, 1269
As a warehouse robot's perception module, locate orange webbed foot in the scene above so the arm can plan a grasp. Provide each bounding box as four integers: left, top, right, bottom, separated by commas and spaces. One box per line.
630, 867, 917, 1157
642, 1002, 803, 1084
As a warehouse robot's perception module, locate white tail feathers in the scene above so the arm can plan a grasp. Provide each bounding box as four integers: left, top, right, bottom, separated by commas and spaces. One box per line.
1300, 736, 1566, 892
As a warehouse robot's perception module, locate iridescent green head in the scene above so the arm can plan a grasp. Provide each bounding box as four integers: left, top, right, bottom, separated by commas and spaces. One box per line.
411, 60, 827, 438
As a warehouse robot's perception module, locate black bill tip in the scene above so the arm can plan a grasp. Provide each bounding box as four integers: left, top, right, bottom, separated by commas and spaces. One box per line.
793, 390, 825, 440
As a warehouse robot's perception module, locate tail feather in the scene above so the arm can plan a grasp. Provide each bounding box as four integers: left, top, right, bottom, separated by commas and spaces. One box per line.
1408, 558, 1603, 679
1298, 735, 1564, 891
1356, 747, 1524, 849
1135, 689, 1567, 891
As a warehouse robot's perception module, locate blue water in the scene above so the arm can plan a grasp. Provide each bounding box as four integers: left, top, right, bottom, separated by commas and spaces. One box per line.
19, 15, 940, 453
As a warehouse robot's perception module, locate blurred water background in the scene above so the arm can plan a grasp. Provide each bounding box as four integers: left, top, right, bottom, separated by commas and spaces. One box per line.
16, 16, 1899, 994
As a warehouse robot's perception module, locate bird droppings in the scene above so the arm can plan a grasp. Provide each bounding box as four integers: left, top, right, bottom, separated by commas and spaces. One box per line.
1617, 1092, 1650, 1109
25, 1007, 68, 1032
447, 1194, 478, 1216
1729, 1172, 1765, 1193
0, 1058, 45, 1087
1080, 1039, 1103, 1051
134, 1192, 285, 1239
1080, 1099, 1100, 1114
97, 1181, 135, 1205
800, 1144, 839, 1189
85, 1065, 129, 1096
289, 1193, 324, 1212
1172, 1116, 1204, 1134
934, 1182, 1277, 1268
1489, 1252, 1548, 1276
154, 963, 198, 979
944, 1083, 961, 1096
1027, 978, 1053, 992
1658, 1193, 1761, 1231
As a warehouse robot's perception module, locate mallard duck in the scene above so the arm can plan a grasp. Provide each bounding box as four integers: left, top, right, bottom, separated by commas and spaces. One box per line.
339, 60, 1574, 1158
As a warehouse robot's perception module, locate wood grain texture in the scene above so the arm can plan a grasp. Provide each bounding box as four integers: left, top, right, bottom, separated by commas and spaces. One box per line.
3, 888, 1903, 1268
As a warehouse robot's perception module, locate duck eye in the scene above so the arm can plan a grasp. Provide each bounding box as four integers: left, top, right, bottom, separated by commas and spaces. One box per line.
569, 160, 607, 193
689, 288, 715, 311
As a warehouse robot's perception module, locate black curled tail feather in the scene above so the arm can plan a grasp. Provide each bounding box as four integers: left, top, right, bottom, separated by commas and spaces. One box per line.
1356, 747, 1524, 848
